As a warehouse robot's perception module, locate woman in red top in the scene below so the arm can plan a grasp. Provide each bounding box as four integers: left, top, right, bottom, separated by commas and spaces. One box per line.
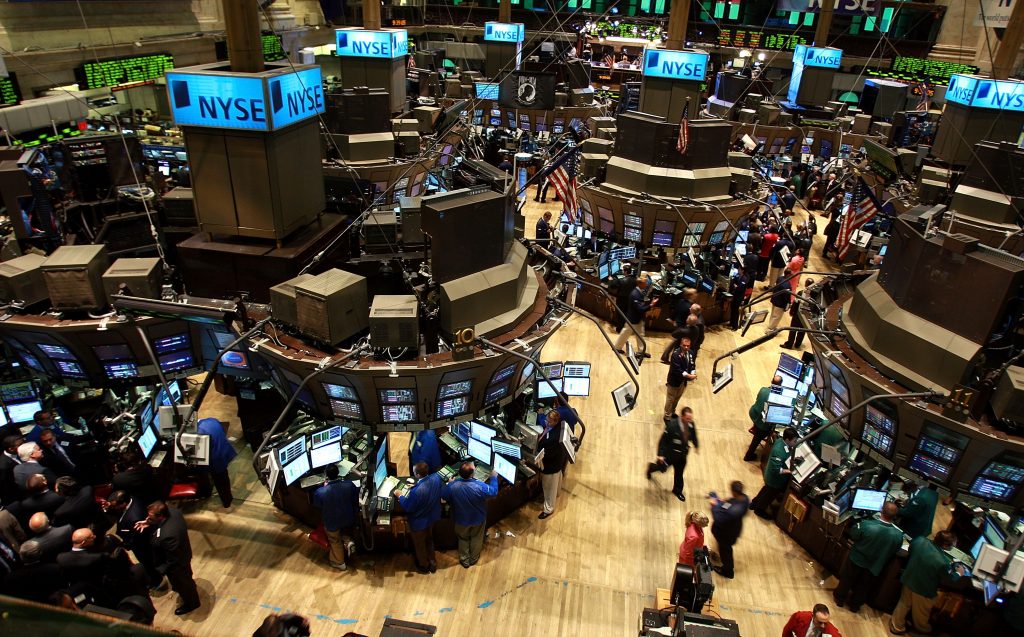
678, 511, 710, 565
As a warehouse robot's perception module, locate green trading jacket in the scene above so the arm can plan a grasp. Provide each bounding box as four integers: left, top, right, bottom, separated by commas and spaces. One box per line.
749, 387, 772, 431
901, 536, 958, 598
763, 438, 792, 490
810, 424, 845, 458
849, 518, 904, 576
900, 488, 939, 539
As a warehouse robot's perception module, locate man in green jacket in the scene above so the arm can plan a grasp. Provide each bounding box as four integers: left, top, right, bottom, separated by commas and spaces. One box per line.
743, 376, 782, 462
833, 501, 903, 612
811, 424, 846, 459
899, 482, 939, 539
889, 530, 967, 635
750, 427, 797, 520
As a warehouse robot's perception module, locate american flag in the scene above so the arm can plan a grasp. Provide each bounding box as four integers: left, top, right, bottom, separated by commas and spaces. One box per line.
676, 100, 690, 155
546, 145, 581, 224
836, 177, 881, 260
916, 82, 930, 111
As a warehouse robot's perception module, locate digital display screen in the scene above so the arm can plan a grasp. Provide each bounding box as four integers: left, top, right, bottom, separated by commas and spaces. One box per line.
56, 360, 86, 378
969, 477, 1017, 502
765, 404, 794, 425
311, 426, 346, 449
93, 344, 132, 361
864, 404, 896, 435
153, 333, 190, 354
918, 423, 969, 464
379, 389, 415, 404
830, 394, 848, 419
861, 423, 894, 457
624, 227, 642, 242
437, 396, 469, 419
867, 56, 980, 86
283, 453, 311, 486
104, 362, 139, 379
624, 214, 642, 227
908, 452, 953, 484
492, 364, 517, 384
278, 436, 307, 466
330, 399, 361, 419
7, 400, 41, 424
475, 81, 499, 100
493, 452, 516, 484
37, 343, 75, 360
470, 422, 496, 444
537, 377, 563, 399
851, 488, 887, 512
158, 350, 195, 373
538, 363, 563, 380
563, 362, 591, 378
564, 377, 591, 397
981, 460, 1024, 483
138, 422, 159, 459
439, 380, 472, 399
491, 438, 521, 459
323, 383, 358, 401
778, 353, 803, 379
77, 54, 175, 90
652, 232, 674, 247
0, 74, 21, 106
468, 436, 492, 465
19, 353, 44, 373
382, 404, 416, 422
599, 264, 609, 280
830, 375, 849, 404
262, 34, 286, 62
0, 381, 35, 402
310, 442, 343, 469
484, 383, 509, 404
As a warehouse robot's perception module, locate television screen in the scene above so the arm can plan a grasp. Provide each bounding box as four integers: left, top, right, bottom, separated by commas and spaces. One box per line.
104, 362, 139, 379
564, 376, 591, 397
917, 423, 969, 464
908, 452, 953, 483
436, 396, 469, 419
864, 404, 896, 435
323, 383, 358, 401
980, 459, 1024, 483
968, 477, 1017, 502
439, 380, 472, 399
56, 360, 86, 378
468, 436, 491, 465
861, 423, 894, 457
475, 81, 499, 100
493, 452, 516, 484
7, 400, 41, 424
484, 383, 509, 404
310, 442, 343, 469
93, 344, 132, 361
537, 377, 563, 399
220, 351, 249, 370
37, 343, 75, 360
492, 364, 517, 384
652, 232, 674, 247
830, 394, 847, 419
330, 399, 361, 419
382, 404, 416, 422
830, 375, 849, 404
598, 264, 609, 279
158, 350, 195, 373
624, 227, 642, 241
153, 333, 190, 354
379, 389, 415, 404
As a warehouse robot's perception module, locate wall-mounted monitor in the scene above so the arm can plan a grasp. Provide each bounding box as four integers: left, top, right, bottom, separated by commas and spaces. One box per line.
491, 363, 517, 385
104, 362, 139, 379
864, 404, 896, 435
830, 374, 849, 405
37, 343, 76, 360
323, 383, 358, 401
907, 452, 953, 484
379, 388, 416, 404
484, 383, 509, 404
652, 232, 674, 247
330, 399, 362, 419
382, 404, 416, 423
436, 396, 469, 419
968, 477, 1017, 503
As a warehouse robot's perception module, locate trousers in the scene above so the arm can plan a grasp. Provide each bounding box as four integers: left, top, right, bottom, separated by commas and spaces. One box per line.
744, 427, 772, 460
167, 565, 200, 608
711, 527, 737, 578
614, 320, 645, 353
834, 559, 874, 611
890, 584, 936, 633
648, 455, 687, 496
454, 522, 486, 567
664, 383, 686, 419
325, 528, 352, 567
767, 305, 787, 332
410, 527, 436, 570
541, 471, 562, 514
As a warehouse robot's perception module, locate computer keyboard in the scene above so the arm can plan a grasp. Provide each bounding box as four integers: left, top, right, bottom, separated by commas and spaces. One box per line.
376, 496, 393, 512
438, 466, 456, 481
300, 473, 326, 490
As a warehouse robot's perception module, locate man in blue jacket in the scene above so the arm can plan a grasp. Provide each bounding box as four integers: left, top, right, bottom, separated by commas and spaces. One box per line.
409, 430, 442, 473
709, 480, 750, 579
196, 418, 238, 508
398, 461, 442, 573
313, 464, 359, 570
441, 461, 498, 568
614, 276, 657, 354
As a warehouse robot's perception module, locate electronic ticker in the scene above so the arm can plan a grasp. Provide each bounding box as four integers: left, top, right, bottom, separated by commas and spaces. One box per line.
76, 54, 175, 90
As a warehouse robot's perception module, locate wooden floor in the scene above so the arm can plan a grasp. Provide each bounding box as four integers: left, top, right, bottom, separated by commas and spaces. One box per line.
150, 191, 903, 637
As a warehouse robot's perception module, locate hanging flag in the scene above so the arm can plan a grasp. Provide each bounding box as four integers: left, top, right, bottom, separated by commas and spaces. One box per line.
676, 100, 690, 155
545, 145, 581, 223
835, 177, 881, 260
916, 81, 930, 111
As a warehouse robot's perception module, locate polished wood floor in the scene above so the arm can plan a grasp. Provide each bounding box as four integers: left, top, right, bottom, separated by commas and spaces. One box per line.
149, 191, 908, 637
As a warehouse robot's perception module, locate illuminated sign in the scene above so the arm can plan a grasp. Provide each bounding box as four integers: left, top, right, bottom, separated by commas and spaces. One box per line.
0, 73, 21, 106
867, 57, 980, 87
794, 44, 842, 69
484, 22, 525, 43
946, 74, 1024, 112
642, 49, 708, 82
262, 34, 286, 62
166, 65, 324, 131
778, 0, 880, 15
76, 54, 175, 90
335, 28, 408, 59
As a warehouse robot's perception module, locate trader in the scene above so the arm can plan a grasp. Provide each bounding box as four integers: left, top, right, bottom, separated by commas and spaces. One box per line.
743, 376, 782, 462
537, 410, 570, 520
750, 427, 798, 519
614, 275, 656, 355
889, 530, 967, 635
709, 480, 749, 580
196, 418, 237, 508
26, 410, 68, 445
313, 464, 359, 571
441, 461, 498, 568
782, 603, 842, 637
646, 406, 699, 502
398, 461, 442, 573
899, 482, 939, 540
135, 501, 200, 615
535, 210, 553, 247
662, 337, 697, 420
833, 501, 903, 613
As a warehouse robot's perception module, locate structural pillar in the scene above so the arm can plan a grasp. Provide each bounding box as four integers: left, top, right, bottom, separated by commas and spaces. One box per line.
223, 0, 264, 72
665, 0, 690, 51
499, 0, 511, 23
813, 2, 834, 48
992, 0, 1024, 79
364, 0, 381, 30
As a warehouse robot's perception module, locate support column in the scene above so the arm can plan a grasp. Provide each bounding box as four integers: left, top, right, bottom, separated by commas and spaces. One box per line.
499, 0, 511, 24
364, 0, 381, 30
813, 3, 834, 48
665, 0, 690, 51
992, 0, 1024, 79
223, 0, 264, 72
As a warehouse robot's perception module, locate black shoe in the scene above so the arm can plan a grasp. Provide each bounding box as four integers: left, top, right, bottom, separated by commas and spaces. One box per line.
645, 468, 653, 480
175, 604, 200, 615
615, 349, 625, 355
832, 591, 844, 608
640, 353, 652, 359
674, 492, 686, 502
429, 563, 437, 573
742, 454, 757, 462
755, 510, 774, 520
416, 566, 431, 574
711, 566, 734, 579
848, 605, 861, 613
539, 511, 553, 519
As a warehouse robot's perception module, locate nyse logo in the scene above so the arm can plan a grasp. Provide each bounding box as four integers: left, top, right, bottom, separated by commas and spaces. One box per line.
974, 81, 1024, 110
646, 52, 705, 80
805, 49, 841, 67
486, 25, 520, 41
338, 32, 390, 56
171, 79, 266, 124
808, 0, 877, 12
269, 78, 324, 120
946, 77, 975, 104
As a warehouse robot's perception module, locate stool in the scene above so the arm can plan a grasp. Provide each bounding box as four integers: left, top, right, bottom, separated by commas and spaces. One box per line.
167, 482, 199, 501
308, 523, 329, 552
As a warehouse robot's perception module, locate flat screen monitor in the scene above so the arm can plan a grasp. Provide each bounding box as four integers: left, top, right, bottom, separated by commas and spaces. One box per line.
452, 422, 471, 445
475, 81, 499, 100
852, 488, 887, 512
980, 459, 1024, 483
156, 382, 182, 406
778, 353, 803, 378
563, 362, 591, 377
138, 421, 159, 459
830, 394, 848, 419
984, 518, 1007, 547
159, 350, 195, 374
700, 279, 714, 293
311, 425, 346, 449
220, 350, 250, 370
37, 343, 75, 360
537, 377, 564, 399
310, 442, 343, 469
864, 404, 896, 435
436, 396, 469, 419
484, 383, 509, 404
323, 383, 358, 401
538, 362, 564, 380
93, 344, 132, 361
492, 363, 517, 384
330, 399, 361, 419
379, 389, 416, 404
468, 436, 491, 465
282, 453, 310, 486
830, 375, 849, 404
861, 423, 894, 457
8, 400, 41, 424
971, 535, 988, 561
652, 232, 673, 247
765, 404, 794, 425
470, 421, 496, 444
0, 381, 35, 403
610, 259, 621, 276
139, 401, 154, 430
908, 452, 953, 484
767, 391, 793, 406
917, 423, 969, 465
779, 374, 798, 390
439, 380, 472, 399
104, 362, 139, 379
492, 452, 516, 484
491, 438, 521, 459
153, 333, 190, 354
563, 376, 591, 397
968, 477, 1017, 503
382, 404, 416, 423
277, 436, 307, 466
598, 264, 609, 279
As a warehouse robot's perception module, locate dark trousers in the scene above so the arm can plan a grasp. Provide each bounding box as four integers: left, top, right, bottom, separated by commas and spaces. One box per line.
167, 566, 200, 608
534, 180, 550, 202
410, 526, 436, 571
744, 428, 772, 460
751, 484, 784, 519
783, 313, 805, 348
128, 540, 161, 586
197, 470, 234, 507
711, 527, 737, 578
757, 255, 770, 280
729, 298, 741, 329
834, 559, 874, 611
648, 455, 687, 496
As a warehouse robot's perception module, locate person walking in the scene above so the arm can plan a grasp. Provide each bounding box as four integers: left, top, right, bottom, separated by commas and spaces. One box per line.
709, 481, 749, 579
646, 407, 699, 502
196, 418, 237, 508
441, 461, 498, 568
663, 337, 696, 420
135, 501, 200, 615
614, 275, 656, 355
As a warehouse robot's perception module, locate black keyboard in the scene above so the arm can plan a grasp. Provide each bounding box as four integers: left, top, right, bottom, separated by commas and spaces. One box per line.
376, 496, 393, 512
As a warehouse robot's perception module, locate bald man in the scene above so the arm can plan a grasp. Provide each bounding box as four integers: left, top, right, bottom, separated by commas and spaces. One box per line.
57, 528, 108, 587
27, 512, 72, 559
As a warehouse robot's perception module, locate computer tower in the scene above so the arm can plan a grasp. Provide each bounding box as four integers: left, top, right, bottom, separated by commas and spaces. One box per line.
269, 273, 317, 327
369, 295, 419, 349
102, 257, 162, 303
41, 244, 110, 310
0, 253, 48, 305
294, 269, 368, 345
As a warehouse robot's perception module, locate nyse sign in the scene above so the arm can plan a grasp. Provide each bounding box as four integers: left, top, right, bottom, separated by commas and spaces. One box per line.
642, 50, 709, 82
777, 0, 880, 15
484, 22, 525, 43
335, 28, 409, 59
167, 66, 325, 131
946, 74, 1024, 112
794, 44, 843, 69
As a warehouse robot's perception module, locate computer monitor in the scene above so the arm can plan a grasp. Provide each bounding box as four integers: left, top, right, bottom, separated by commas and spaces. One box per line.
484, 383, 509, 404
282, 453, 311, 486
436, 396, 469, 419
537, 377, 563, 399
492, 453, 516, 484
468, 436, 491, 465
277, 435, 307, 467
764, 404, 794, 425
7, 400, 41, 424
139, 401, 154, 430
563, 362, 591, 377
138, 421, 159, 459
975, 543, 1024, 592
104, 362, 139, 379
470, 422, 496, 444
984, 518, 1007, 548
851, 488, 887, 512
968, 476, 1017, 503
971, 535, 988, 561
778, 353, 803, 378
491, 438, 522, 459
492, 363, 517, 384
310, 442, 343, 469
382, 405, 416, 422
475, 81, 499, 100
311, 425, 346, 449
439, 380, 472, 399
563, 376, 591, 397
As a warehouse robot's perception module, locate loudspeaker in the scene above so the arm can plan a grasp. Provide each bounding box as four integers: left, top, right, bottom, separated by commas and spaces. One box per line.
565, 59, 592, 89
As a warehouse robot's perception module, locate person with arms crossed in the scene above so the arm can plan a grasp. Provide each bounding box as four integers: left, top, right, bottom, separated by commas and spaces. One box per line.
537, 410, 570, 520
398, 461, 442, 573
441, 461, 498, 568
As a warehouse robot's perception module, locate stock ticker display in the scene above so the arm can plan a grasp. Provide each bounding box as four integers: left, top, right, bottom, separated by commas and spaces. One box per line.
262, 34, 287, 62
867, 56, 979, 86
0, 73, 21, 105
716, 29, 808, 51
76, 54, 175, 90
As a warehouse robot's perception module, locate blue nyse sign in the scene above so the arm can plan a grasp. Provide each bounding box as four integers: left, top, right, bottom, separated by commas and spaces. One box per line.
484, 22, 525, 43
167, 66, 325, 131
642, 50, 709, 82
946, 74, 1024, 111
794, 44, 842, 69
335, 29, 408, 58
